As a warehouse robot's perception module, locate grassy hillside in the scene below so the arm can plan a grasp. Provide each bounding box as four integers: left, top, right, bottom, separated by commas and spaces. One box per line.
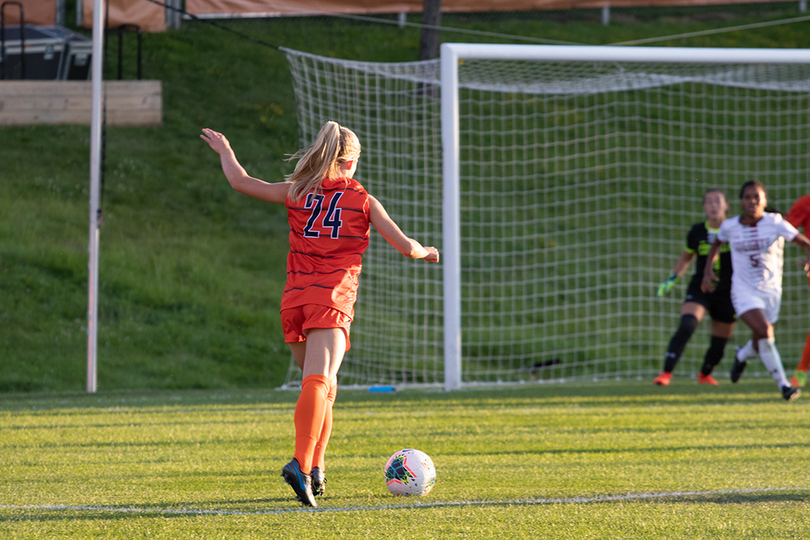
2, 5, 809, 392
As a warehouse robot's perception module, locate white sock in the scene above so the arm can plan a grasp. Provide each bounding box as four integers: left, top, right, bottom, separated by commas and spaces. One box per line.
757, 338, 789, 388
736, 340, 758, 362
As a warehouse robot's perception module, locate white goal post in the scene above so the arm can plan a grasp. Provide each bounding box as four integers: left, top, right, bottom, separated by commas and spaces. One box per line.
284, 44, 810, 391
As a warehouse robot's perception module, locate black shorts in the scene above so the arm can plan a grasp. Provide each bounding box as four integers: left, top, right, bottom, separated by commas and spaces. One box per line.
683, 283, 736, 324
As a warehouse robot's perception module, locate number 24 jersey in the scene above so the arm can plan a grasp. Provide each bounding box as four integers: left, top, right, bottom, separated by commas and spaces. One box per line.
282, 177, 371, 318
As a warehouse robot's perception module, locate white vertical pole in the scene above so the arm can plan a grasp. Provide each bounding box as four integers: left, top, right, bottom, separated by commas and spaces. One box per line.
87, 0, 105, 393
56, 0, 65, 26
167, 0, 182, 30
440, 43, 462, 391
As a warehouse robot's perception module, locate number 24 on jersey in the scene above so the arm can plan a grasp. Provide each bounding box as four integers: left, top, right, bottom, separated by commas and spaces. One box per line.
303, 192, 344, 239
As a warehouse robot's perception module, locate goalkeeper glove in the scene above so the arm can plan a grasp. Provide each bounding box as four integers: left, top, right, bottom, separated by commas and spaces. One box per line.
657, 273, 679, 297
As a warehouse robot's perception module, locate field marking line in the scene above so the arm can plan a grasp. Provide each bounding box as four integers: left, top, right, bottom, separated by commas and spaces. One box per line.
1, 486, 807, 516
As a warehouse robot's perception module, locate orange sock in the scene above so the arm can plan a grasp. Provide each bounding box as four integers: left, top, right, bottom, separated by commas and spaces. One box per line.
313, 377, 338, 471
797, 332, 810, 372
293, 374, 330, 474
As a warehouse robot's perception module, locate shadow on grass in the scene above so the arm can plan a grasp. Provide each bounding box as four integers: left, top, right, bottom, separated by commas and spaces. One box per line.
0, 378, 798, 412
1, 488, 808, 522
645, 491, 810, 506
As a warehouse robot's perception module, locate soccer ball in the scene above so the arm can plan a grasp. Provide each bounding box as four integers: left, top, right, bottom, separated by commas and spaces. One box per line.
383, 448, 436, 496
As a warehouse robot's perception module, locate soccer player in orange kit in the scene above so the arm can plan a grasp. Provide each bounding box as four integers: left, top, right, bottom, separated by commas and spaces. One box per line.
201, 122, 439, 506
786, 194, 810, 387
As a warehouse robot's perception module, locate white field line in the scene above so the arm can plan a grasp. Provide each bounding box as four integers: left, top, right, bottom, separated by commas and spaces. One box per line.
1, 486, 807, 516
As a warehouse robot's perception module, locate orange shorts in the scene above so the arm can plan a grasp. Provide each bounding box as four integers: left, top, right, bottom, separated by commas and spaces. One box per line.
281, 305, 352, 351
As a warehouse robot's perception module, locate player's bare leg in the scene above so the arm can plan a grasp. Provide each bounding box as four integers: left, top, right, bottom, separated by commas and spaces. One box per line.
284, 329, 347, 505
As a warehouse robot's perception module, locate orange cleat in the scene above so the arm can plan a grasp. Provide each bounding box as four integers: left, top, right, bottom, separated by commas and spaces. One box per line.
653, 372, 672, 386
697, 373, 719, 386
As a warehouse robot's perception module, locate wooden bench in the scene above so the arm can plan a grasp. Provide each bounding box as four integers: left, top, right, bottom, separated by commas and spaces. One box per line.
0, 80, 162, 126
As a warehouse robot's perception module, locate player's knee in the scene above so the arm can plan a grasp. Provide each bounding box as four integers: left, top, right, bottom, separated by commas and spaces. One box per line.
752, 323, 774, 342
676, 314, 699, 338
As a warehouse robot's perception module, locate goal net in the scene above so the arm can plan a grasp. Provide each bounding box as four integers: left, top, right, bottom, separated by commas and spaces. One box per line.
281, 49, 444, 388
282, 45, 810, 390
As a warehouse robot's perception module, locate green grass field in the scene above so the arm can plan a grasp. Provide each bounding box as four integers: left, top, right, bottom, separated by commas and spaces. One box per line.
3, 8, 810, 536
1, 380, 808, 539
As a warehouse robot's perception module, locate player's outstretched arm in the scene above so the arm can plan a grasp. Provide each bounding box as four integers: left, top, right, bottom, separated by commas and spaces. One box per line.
657, 250, 695, 297
369, 195, 439, 262
200, 128, 290, 203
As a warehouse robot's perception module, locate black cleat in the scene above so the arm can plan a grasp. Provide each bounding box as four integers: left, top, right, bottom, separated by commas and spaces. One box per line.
782, 386, 801, 402
730, 348, 747, 383
311, 466, 326, 497
281, 458, 317, 507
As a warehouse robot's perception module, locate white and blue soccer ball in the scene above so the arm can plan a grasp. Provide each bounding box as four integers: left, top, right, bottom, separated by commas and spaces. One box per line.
384, 448, 436, 496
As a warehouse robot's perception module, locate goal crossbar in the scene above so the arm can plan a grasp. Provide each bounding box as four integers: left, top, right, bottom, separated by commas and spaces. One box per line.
441, 44, 810, 64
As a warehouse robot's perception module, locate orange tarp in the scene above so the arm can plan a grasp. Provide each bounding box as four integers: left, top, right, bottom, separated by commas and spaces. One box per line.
71, 0, 800, 32
0, 0, 57, 25
187, 0, 795, 15
79, 0, 165, 33
188, 0, 421, 15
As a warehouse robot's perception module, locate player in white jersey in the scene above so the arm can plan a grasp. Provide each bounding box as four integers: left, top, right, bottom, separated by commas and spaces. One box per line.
702, 181, 810, 401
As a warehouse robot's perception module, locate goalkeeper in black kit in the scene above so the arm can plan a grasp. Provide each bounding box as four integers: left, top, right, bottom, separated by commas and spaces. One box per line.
654, 189, 736, 386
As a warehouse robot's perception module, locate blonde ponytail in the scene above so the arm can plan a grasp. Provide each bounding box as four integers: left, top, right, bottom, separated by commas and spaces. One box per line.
286, 121, 361, 202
